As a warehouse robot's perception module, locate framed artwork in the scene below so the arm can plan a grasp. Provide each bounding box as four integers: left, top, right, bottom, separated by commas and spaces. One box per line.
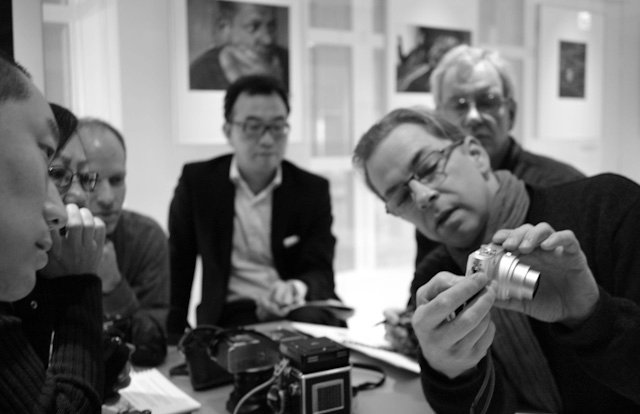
396, 26, 471, 93
536, 5, 603, 140
171, 0, 302, 145
558, 40, 586, 98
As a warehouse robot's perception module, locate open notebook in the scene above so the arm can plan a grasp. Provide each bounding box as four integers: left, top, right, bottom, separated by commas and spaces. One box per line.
102, 368, 201, 414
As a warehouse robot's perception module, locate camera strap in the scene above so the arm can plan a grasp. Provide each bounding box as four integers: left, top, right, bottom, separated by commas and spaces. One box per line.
351, 362, 386, 396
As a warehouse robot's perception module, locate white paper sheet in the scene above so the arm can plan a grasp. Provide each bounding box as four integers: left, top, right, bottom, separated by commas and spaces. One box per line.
115, 368, 201, 414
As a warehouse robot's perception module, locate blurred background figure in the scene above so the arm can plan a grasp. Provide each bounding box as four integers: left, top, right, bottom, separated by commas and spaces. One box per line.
167, 75, 342, 344
75, 118, 170, 367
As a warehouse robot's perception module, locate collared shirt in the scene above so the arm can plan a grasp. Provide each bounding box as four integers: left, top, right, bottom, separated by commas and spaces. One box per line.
227, 157, 283, 302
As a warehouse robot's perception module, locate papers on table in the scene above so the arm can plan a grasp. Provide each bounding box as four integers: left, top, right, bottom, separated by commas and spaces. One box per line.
281, 299, 355, 320
105, 368, 202, 414
291, 321, 420, 374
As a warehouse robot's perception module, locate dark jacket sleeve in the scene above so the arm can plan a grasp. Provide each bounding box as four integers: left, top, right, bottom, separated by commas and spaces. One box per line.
167, 166, 199, 342
106, 212, 170, 366
0, 275, 104, 413
541, 175, 640, 404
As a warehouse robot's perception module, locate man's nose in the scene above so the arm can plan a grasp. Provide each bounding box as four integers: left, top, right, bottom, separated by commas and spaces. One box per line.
44, 180, 68, 231
257, 128, 277, 145
63, 177, 88, 208
96, 182, 115, 207
408, 180, 439, 209
462, 102, 482, 128
256, 26, 274, 45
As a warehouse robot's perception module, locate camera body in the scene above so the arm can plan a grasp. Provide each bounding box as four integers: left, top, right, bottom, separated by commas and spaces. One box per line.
273, 333, 351, 414
466, 243, 540, 300
210, 328, 351, 414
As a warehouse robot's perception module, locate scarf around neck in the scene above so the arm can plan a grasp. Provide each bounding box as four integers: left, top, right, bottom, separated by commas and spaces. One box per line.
447, 170, 562, 413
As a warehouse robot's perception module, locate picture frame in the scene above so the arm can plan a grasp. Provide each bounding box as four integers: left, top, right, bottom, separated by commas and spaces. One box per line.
395, 26, 471, 94
170, 0, 302, 145
385, 0, 477, 111
536, 5, 603, 140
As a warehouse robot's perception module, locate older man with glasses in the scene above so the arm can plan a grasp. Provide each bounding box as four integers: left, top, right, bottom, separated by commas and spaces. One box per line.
167, 74, 343, 345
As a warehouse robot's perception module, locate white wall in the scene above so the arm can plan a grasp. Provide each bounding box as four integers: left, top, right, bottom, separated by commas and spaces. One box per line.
12, 0, 44, 89
116, 0, 308, 231
13, 0, 640, 230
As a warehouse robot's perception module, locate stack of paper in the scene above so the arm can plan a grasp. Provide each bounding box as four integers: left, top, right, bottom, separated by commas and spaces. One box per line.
108, 368, 202, 414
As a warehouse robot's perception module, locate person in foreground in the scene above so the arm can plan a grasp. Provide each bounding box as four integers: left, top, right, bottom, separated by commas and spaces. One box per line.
412, 44, 584, 268
167, 75, 341, 343
0, 54, 105, 412
353, 107, 640, 413
76, 118, 170, 367
388, 45, 587, 341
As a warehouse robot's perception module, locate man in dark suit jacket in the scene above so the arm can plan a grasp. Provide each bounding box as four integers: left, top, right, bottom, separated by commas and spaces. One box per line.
167, 75, 340, 343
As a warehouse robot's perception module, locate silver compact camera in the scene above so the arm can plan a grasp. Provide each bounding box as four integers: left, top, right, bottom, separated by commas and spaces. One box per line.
465, 243, 540, 300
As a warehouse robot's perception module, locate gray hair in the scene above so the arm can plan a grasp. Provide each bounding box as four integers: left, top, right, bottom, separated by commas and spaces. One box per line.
430, 44, 515, 106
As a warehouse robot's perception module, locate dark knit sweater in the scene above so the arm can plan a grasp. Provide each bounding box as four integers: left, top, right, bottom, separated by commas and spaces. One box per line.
413, 174, 640, 414
0, 275, 104, 413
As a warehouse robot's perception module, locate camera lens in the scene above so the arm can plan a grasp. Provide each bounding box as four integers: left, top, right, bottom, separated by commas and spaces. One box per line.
509, 263, 540, 300
496, 253, 540, 300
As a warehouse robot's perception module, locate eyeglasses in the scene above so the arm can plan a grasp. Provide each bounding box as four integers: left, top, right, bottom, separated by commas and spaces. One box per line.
443, 93, 509, 118
48, 166, 99, 193
230, 119, 290, 140
385, 140, 464, 216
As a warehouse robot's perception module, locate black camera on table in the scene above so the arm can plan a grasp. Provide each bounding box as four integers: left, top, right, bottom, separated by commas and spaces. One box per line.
209, 328, 352, 414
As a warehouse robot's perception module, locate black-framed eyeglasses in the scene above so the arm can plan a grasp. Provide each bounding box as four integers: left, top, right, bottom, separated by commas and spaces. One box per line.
48, 166, 99, 193
443, 93, 509, 118
230, 119, 290, 140
385, 140, 464, 216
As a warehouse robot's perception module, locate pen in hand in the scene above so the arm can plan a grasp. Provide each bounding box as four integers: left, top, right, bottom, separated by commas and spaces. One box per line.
374, 309, 414, 328
374, 319, 412, 328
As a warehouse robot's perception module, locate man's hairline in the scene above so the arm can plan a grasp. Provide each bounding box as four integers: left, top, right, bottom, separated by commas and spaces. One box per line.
227, 91, 290, 123
361, 121, 456, 200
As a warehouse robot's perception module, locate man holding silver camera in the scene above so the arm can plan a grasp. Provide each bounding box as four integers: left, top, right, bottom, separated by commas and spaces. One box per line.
353, 107, 640, 413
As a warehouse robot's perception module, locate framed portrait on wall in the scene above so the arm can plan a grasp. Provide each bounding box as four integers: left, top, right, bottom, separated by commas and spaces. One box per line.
385, 0, 477, 111
396, 26, 471, 93
536, 5, 603, 140
171, 0, 302, 145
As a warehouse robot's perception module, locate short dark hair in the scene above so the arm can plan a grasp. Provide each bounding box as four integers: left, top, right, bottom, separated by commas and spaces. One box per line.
223, 74, 289, 121
0, 50, 31, 105
77, 117, 127, 158
50, 103, 78, 152
353, 107, 466, 198
0, 52, 77, 151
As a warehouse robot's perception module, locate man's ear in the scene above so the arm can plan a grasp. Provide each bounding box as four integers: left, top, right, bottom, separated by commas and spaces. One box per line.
507, 98, 517, 131
464, 135, 492, 177
222, 122, 232, 140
